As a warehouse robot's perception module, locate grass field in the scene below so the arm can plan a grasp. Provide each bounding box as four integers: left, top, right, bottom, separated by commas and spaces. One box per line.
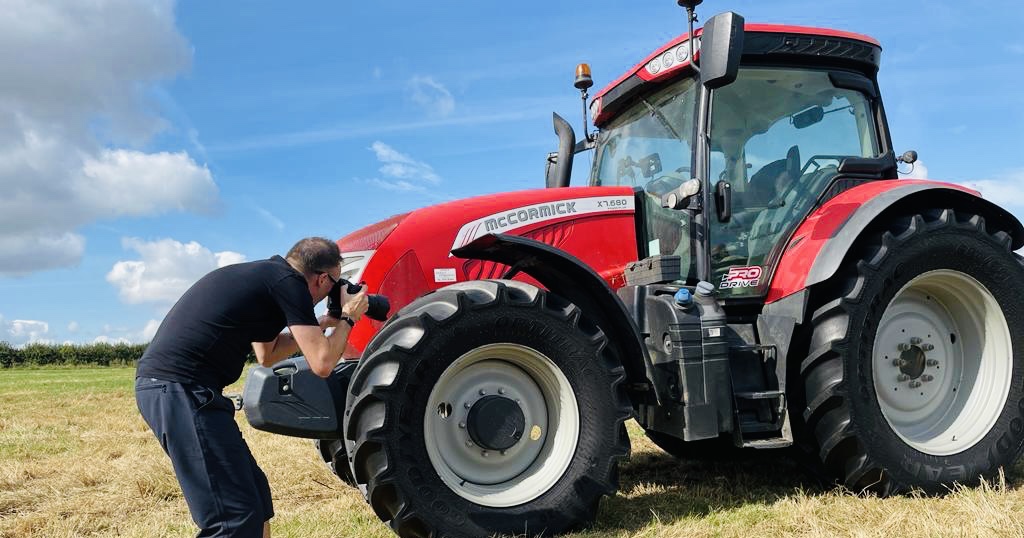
1, 366, 1023, 538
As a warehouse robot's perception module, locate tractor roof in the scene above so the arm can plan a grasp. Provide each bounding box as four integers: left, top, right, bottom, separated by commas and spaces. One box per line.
591, 24, 881, 126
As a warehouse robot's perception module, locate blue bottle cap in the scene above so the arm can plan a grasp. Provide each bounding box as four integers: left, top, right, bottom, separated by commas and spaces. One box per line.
674, 288, 692, 305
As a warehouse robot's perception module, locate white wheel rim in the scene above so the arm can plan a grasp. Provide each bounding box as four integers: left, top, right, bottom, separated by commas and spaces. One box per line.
424, 343, 580, 507
872, 269, 1013, 456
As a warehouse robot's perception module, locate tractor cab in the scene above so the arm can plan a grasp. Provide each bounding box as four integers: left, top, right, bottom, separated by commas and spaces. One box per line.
580, 12, 896, 299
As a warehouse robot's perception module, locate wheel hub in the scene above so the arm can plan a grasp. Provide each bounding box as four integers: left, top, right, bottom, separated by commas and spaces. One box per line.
467, 395, 525, 451
872, 269, 1012, 456
898, 345, 927, 379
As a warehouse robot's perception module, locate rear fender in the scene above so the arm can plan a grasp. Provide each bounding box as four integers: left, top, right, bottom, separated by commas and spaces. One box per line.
452, 233, 658, 404
767, 180, 1024, 304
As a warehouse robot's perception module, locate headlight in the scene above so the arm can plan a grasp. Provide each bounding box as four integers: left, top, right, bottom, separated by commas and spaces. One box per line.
340, 250, 375, 282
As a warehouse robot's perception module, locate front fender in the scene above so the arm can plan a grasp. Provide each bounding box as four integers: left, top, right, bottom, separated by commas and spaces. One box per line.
767, 180, 1024, 303
452, 233, 657, 404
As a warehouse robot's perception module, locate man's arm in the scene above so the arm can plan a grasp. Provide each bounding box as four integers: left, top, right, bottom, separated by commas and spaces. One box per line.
289, 320, 352, 378
290, 290, 368, 377
251, 316, 337, 368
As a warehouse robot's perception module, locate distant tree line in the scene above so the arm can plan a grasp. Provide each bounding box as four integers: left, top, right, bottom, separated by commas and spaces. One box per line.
0, 342, 261, 367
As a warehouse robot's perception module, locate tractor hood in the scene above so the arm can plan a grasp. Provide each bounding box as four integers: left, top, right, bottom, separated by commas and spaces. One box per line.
336, 186, 641, 357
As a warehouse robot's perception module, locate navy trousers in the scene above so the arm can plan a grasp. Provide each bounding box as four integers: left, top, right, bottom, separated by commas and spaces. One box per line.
136, 377, 273, 538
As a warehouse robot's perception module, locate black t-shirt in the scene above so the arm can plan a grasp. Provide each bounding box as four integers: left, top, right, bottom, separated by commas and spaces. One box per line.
136, 255, 319, 391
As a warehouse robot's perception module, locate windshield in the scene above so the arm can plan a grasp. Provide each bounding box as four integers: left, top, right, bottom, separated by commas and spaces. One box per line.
592, 77, 697, 188
591, 76, 698, 268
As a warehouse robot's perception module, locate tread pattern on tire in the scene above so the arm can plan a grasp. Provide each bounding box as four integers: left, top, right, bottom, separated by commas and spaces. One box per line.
344, 280, 632, 537
801, 209, 1018, 494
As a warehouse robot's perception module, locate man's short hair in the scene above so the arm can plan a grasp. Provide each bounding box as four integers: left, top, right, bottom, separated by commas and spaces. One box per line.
286, 237, 341, 276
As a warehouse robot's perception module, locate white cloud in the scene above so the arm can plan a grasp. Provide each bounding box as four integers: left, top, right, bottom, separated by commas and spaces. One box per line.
409, 76, 455, 117
370, 141, 441, 184
0, 316, 51, 346
93, 335, 131, 345
251, 203, 285, 231
67, 321, 79, 333
0, 0, 217, 276
10, 320, 50, 343
142, 319, 162, 342
93, 317, 170, 344
0, 233, 86, 275
959, 171, 1024, 209
361, 178, 429, 194
107, 238, 246, 305
78, 149, 218, 216
898, 160, 929, 180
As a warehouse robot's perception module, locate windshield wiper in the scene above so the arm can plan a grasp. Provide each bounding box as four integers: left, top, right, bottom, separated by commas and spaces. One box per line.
641, 98, 684, 142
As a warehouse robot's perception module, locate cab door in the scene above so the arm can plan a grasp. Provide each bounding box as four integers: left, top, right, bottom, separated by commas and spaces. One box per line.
705, 67, 882, 298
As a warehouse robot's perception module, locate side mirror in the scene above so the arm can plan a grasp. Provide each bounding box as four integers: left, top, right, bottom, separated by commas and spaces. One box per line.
546, 112, 576, 188
700, 12, 745, 90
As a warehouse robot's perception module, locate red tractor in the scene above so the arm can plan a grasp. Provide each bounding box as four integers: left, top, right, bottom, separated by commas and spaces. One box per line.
242, 3, 1024, 537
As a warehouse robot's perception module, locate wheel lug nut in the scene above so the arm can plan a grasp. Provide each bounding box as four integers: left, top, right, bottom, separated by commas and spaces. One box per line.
898, 343, 911, 351
464, 402, 472, 409
922, 344, 935, 351
897, 374, 910, 382
481, 450, 489, 458
500, 450, 507, 456
465, 440, 474, 447
479, 389, 487, 396
893, 359, 907, 367
458, 422, 466, 429
926, 359, 939, 367
921, 374, 934, 382
498, 388, 506, 395
910, 337, 923, 345
909, 380, 922, 388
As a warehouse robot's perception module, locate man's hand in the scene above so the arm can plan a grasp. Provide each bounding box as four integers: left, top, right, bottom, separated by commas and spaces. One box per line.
340, 288, 369, 322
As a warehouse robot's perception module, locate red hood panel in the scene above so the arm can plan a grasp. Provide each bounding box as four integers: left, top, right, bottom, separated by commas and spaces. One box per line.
340, 186, 639, 357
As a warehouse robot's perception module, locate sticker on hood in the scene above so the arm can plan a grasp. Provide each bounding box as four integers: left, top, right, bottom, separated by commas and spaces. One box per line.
451, 195, 634, 252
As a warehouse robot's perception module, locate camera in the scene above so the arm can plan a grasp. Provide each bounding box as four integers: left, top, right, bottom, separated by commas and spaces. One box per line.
327, 279, 390, 322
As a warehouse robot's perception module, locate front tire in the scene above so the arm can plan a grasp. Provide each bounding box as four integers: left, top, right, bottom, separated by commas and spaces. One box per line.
344, 280, 631, 537
801, 210, 1024, 493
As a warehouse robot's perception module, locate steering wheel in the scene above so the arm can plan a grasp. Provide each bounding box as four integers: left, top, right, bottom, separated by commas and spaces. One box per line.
799, 154, 849, 177
775, 165, 839, 227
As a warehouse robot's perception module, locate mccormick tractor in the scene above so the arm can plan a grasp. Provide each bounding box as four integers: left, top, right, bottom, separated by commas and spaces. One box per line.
241, 3, 1024, 537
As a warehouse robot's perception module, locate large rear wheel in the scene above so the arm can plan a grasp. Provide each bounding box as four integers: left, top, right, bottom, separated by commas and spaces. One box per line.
344, 280, 631, 537
801, 210, 1024, 493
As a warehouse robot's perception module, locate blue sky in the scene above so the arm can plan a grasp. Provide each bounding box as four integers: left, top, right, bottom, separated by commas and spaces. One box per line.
2, 0, 1022, 345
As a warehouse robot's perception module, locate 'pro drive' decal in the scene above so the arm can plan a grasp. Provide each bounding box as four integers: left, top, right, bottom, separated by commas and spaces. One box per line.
720, 266, 763, 289
450, 195, 634, 252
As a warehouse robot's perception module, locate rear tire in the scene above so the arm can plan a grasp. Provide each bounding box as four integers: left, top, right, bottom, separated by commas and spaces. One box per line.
801, 210, 1024, 493
343, 280, 631, 538
317, 438, 355, 487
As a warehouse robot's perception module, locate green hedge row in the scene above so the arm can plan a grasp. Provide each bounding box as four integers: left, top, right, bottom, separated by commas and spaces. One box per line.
0, 342, 263, 368
0, 341, 148, 368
